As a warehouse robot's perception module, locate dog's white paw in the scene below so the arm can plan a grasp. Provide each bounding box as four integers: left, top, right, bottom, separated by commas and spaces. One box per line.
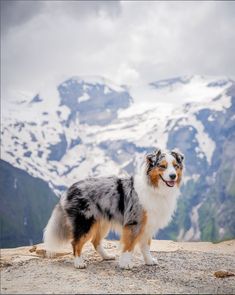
145, 257, 158, 265
96, 245, 116, 260
119, 261, 134, 269
119, 252, 133, 269
102, 253, 116, 260
74, 256, 86, 269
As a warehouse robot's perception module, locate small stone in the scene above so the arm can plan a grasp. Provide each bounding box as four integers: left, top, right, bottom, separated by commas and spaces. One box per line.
214, 270, 235, 278
29, 245, 37, 253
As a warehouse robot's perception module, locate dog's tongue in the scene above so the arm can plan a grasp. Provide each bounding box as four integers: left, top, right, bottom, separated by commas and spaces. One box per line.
166, 181, 175, 187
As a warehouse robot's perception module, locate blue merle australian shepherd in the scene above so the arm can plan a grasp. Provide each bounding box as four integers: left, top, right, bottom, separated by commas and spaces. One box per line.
43, 148, 184, 269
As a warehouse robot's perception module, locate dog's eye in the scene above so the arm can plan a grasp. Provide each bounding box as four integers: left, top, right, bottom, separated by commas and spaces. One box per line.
149, 161, 156, 167
159, 165, 167, 169
174, 164, 180, 169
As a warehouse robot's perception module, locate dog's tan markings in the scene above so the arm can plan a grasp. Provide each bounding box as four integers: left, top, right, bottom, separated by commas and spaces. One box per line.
159, 160, 168, 167
91, 219, 110, 249
171, 159, 183, 186
147, 238, 152, 246
121, 210, 147, 252
149, 169, 160, 187
72, 222, 99, 257
173, 159, 183, 186
176, 168, 182, 186
148, 159, 168, 187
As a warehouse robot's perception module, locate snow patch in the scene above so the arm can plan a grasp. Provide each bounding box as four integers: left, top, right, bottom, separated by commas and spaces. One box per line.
73, 75, 124, 92
78, 93, 90, 103
104, 86, 111, 94
181, 201, 204, 241
179, 115, 215, 165
208, 115, 214, 122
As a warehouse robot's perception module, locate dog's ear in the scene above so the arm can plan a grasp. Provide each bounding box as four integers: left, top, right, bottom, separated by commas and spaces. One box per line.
171, 148, 185, 165
154, 148, 162, 159
146, 148, 162, 166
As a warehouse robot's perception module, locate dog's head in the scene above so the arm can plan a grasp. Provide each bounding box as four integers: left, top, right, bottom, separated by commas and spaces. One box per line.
146, 148, 184, 188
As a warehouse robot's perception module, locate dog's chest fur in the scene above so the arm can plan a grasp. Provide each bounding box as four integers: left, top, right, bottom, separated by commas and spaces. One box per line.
134, 174, 179, 237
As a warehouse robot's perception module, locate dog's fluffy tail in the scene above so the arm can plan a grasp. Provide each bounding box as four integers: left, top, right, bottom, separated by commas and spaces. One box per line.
43, 203, 72, 255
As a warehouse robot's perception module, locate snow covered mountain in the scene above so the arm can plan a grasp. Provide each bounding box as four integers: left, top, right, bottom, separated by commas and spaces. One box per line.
1, 75, 235, 244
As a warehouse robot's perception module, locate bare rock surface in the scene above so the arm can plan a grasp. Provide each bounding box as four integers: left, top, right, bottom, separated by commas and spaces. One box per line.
1, 240, 235, 294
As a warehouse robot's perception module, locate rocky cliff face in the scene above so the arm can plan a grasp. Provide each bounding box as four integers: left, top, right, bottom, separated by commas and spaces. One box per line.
0, 160, 57, 248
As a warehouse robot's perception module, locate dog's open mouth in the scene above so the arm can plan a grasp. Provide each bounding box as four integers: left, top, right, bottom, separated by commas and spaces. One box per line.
160, 175, 175, 187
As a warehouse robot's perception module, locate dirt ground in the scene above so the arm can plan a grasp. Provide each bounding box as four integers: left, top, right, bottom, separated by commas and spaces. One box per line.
1, 239, 235, 294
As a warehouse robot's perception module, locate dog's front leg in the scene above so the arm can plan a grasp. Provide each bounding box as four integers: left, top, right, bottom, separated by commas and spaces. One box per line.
119, 251, 134, 269
140, 239, 158, 265
119, 225, 137, 269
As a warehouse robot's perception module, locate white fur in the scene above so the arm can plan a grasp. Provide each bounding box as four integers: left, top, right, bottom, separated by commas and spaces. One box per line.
43, 210, 64, 253
134, 160, 180, 240
162, 153, 178, 181
74, 256, 86, 269
140, 242, 158, 265
43, 202, 72, 257
96, 244, 115, 260
119, 251, 133, 269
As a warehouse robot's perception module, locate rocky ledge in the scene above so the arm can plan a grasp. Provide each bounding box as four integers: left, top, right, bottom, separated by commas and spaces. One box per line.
1, 240, 235, 294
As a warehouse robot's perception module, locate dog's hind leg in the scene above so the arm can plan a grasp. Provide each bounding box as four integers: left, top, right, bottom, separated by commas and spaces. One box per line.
91, 220, 115, 260
71, 216, 98, 269
72, 236, 89, 269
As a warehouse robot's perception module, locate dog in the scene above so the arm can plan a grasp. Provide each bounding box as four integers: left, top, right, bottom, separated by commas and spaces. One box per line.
43, 148, 184, 269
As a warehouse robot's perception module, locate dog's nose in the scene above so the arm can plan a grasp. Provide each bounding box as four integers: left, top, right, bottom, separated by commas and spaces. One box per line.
169, 173, 176, 180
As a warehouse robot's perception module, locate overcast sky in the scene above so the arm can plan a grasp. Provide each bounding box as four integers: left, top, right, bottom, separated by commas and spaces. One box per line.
1, 0, 235, 101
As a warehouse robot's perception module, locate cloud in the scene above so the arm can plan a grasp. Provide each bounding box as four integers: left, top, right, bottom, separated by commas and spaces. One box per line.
1, 0, 44, 33
1, 1, 235, 102
1, 0, 121, 33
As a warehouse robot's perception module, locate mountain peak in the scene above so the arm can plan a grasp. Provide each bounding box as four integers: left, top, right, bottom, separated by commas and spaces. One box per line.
67, 75, 125, 92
